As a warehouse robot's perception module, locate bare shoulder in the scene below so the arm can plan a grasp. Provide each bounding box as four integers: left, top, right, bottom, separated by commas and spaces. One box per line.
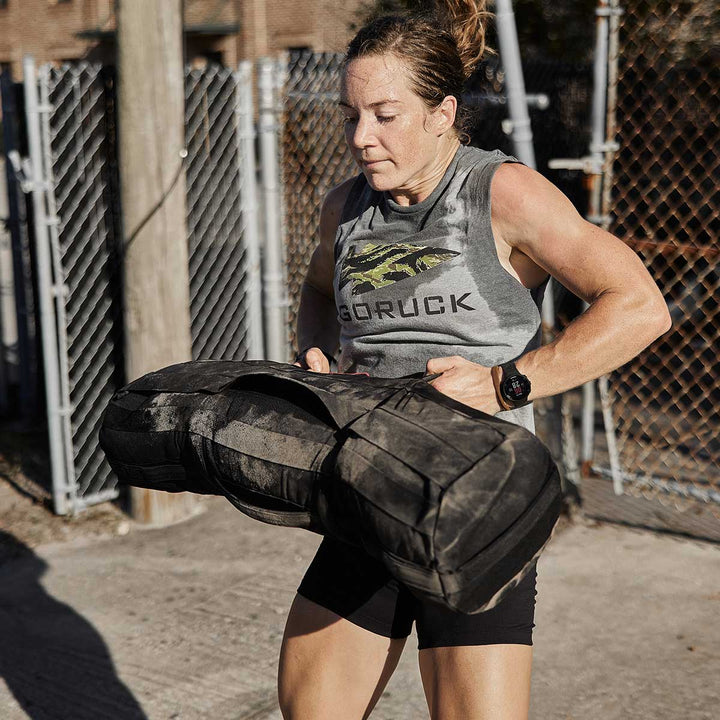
490, 162, 584, 248
489, 162, 666, 308
305, 177, 358, 299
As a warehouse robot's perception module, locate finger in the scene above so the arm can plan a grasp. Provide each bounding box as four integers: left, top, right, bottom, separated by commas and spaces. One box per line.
426, 356, 457, 375
305, 348, 330, 373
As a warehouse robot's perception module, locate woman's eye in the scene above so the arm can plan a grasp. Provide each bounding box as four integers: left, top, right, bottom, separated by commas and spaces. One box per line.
377, 116, 395, 124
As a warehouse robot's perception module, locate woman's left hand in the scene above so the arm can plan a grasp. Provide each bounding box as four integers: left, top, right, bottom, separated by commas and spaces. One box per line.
425, 356, 503, 415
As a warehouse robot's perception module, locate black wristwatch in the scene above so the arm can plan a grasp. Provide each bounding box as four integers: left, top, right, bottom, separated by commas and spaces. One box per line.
491, 361, 532, 410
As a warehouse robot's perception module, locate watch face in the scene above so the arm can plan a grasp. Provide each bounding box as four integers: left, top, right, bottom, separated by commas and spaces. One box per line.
501, 374, 531, 402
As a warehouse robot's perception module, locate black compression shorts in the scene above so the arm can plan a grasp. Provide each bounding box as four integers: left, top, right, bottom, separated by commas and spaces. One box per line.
297, 536, 537, 650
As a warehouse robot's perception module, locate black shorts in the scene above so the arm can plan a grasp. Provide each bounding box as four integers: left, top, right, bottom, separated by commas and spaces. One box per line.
297, 536, 538, 650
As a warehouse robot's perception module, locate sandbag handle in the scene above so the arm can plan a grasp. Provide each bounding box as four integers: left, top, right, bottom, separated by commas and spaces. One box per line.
224, 366, 379, 430
402, 371, 443, 389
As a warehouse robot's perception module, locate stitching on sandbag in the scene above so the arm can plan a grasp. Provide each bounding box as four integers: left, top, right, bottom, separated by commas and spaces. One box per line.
338, 433, 447, 491
335, 444, 439, 528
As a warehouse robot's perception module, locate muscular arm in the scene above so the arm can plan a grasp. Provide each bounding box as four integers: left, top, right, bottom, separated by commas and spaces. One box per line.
427, 163, 671, 411
295, 179, 354, 368
491, 163, 671, 400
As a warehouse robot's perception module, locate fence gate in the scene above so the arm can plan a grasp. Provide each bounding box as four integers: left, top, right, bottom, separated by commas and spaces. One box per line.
23, 59, 260, 514
24, 60, 121, 514
596, 0, 719, 514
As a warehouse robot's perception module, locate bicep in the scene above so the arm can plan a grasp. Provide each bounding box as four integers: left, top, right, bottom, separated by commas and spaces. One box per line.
491, 164, 663, 307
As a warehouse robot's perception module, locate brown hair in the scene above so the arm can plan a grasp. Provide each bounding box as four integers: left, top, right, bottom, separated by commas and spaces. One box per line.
345, 1, 493, 142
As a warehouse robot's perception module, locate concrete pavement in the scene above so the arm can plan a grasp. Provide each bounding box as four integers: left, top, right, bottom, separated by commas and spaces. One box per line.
0, 497, 718, 719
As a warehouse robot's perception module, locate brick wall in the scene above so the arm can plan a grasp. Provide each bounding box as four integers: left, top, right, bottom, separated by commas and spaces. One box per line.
0, 0, 94, 78
0, 0, 363, 80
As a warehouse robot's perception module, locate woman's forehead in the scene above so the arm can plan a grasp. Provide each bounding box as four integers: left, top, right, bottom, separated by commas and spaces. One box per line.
340, 55, 416, 106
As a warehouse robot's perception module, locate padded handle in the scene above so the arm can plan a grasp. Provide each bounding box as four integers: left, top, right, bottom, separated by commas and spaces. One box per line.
403, 371, 443, 386
122, 360, 441, 431
224, 368, 379, 430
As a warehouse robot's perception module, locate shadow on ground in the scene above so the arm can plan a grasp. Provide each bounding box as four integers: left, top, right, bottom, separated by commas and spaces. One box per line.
0, 530, 148, 719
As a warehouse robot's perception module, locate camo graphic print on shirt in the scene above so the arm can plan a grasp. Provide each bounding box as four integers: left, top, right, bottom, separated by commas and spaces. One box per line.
339, 242, 461, 296
332, 145, 549, 432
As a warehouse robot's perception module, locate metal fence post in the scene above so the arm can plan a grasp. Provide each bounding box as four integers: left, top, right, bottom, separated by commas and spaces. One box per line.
495, 0, 555, 338
236, 60, 265, 360
598, 374, 623, 494
0, 155, 14, 417
38, 63, 77, 511
23, 55, 70, 514
579, 0, 613, 472
257, 56, 289, 362
494, 0, 536, 168
547, 0, 621, 483
598, 0, 625, 495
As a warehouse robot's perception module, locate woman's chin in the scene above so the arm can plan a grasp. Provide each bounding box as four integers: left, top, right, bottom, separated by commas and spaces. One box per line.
363, 171, 394, 192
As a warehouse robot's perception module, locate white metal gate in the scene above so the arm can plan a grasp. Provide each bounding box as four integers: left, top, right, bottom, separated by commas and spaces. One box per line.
23, 59, 264, 513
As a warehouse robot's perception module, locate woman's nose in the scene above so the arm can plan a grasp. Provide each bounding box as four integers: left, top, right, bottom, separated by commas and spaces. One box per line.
349, 116, 375, 149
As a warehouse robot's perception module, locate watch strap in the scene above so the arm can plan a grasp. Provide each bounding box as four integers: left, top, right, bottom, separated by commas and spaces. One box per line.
491, 364, 513, 411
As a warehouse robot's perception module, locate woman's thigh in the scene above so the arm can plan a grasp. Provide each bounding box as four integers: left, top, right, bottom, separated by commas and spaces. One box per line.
278, 594, 406, 720
415, 562, 538, 719
418, 643, 533, 720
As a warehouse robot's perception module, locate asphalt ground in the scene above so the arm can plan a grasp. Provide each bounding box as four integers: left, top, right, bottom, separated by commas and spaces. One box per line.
0, 497, 718, 720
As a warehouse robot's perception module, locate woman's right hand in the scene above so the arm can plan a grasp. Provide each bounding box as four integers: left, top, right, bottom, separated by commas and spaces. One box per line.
293, 347, 332, 373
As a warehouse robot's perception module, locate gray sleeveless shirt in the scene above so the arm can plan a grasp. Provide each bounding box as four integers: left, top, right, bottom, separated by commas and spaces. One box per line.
332, 145, 548, 432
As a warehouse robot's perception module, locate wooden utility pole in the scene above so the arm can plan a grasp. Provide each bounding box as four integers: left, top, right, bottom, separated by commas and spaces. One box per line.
116, 0, 198, 525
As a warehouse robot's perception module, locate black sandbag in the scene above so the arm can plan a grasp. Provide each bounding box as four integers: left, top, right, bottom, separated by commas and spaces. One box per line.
99, 359, 562, 613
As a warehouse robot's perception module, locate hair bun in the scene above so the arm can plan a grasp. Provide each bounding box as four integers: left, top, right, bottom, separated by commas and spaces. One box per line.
435, 0, 493, 79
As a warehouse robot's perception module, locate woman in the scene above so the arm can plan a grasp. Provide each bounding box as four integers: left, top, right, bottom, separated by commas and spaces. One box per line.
281, 2, 670, 718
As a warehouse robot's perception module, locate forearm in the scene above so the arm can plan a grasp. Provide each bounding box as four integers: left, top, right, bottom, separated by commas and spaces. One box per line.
517, 290, 670, 401
296, 281, 341, 357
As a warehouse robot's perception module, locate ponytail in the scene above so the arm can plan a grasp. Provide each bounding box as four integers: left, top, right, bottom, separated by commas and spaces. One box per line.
435, 0, 494, 79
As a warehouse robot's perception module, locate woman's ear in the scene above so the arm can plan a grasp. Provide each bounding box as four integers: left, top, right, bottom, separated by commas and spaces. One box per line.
435, 95, 458, 135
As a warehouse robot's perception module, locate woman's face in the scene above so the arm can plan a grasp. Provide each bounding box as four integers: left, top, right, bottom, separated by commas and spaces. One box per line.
340, 54, 456, 198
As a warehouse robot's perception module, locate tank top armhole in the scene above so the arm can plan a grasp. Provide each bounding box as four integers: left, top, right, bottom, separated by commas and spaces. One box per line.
468, 156, 531, 293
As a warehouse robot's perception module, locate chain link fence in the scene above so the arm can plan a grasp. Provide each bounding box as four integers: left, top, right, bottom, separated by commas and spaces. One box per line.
40, 63, 123, 512
11, 16, 718, 523
18, 60, 259, 513
281, 52, 355, 354
597, 0, 719, 513
185, 64, 258, 362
